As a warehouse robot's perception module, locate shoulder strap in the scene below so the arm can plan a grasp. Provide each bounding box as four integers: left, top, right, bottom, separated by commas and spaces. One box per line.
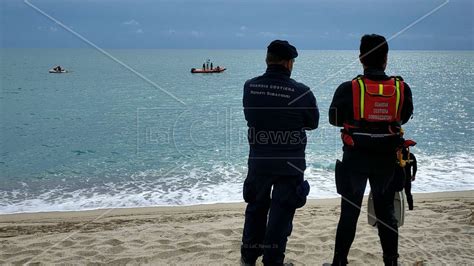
351, 76, 365, 120
352, 74, 364, 81
393, 76, 405, 120
391, 75, 404, 81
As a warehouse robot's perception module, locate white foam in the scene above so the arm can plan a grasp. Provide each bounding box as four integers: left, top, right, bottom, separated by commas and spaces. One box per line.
1, 152, 473, 214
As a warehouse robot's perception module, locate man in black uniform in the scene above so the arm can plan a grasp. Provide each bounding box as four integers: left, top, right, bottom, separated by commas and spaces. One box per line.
241, 40, 319, 265
401, 148, 417, 210
328, 34, 413, 265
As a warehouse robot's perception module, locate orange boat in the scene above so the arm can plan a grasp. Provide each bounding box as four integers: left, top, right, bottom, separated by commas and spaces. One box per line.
191, 67, 226, 73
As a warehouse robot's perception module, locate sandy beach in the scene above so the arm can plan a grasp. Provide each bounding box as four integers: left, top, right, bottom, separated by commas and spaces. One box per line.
0, 191, 472, 265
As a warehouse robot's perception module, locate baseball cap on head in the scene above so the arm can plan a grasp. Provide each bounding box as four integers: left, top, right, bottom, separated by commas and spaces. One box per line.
267, 40, 298, 60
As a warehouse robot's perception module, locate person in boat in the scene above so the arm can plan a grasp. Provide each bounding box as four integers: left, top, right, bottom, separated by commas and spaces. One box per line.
210, 62, 213, 70
328, 34, 414, 265
54, 65, 62, 72
241, 40, 319, 265
202, 63, 206, 71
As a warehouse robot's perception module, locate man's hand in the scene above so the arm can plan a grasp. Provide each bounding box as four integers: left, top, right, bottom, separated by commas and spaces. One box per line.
411, 175, 416, 182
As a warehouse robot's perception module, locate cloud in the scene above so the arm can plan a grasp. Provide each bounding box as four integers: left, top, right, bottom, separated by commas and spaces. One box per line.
236, 25, 247, 38
37, 26, 59, 32
259, 31, 289, 38
136, 29, 144, 34
167, 29, 176, 35
346, 32, 359, 38
191, 30, 201, 37
123, 19, 139, 26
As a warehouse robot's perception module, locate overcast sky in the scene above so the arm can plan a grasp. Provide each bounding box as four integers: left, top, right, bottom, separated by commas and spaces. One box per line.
1, 0, 472, 50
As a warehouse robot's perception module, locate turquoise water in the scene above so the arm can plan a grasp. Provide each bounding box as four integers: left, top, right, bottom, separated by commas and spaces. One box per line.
1, 49, 473, 213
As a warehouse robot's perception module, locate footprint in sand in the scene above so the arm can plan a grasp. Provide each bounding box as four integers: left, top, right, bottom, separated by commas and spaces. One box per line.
291, 243, 306, 251
145, 244, 175, 250
26, 242, 52, 249
74, 236, 90, 241
61, 240, 76, 247
215, 229, 233, 236
101, 239, 124, 246
209, 253, 225, 259
1, 246, 23, 254
177, 241, 194, 248
447, 227, 462, 233
317, 235, 331, 243
157, 250, 181, 260
75, 250, 99, 257
61, 255, 89, 262
12, 257, 37, 265
156, 239, 171, 245
79, 239, 96, 245
350, 248, 378, 260
201, 240, 212, 246
193, 231, 211, 238
5, 249, 42, 260
107, 258, 133, 265
450, 210, 471, 216
299, 221, 311, 226
105, 245, 127, 254
53, 252, 65, 257
131, 239, 146, 244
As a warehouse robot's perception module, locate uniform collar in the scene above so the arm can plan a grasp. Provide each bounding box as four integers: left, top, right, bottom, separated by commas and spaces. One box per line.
265, 64, 291, 77
364, 67, 387, 77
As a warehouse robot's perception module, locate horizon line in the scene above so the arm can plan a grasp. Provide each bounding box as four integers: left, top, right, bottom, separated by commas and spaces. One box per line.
1, 47, 473, 51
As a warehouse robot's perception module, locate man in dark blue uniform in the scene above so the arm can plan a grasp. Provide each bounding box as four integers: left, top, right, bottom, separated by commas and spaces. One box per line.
241, 40, 319, 265
328, 34, 414, 265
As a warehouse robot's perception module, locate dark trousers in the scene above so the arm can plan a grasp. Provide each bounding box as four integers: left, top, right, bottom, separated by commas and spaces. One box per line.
404, 175, 413, 209
333, 170, 399, 265
241, 171, 303, 265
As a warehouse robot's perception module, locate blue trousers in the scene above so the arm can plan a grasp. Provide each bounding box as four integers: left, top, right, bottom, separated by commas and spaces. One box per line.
241, 171, 304, 265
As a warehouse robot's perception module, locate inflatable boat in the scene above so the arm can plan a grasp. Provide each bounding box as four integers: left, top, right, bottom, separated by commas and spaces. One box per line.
191, 67, 226, 73
49, 69, 68, 73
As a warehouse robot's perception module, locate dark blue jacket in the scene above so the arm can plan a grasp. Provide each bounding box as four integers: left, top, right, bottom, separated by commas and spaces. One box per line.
243, 64, 319, 175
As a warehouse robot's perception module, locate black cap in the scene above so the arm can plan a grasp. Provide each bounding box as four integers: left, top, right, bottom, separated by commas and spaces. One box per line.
267, 40, 298, 60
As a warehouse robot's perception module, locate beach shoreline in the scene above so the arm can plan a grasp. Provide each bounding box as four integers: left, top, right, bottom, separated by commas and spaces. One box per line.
2, 189, 471, 217
1, 190, 473, 264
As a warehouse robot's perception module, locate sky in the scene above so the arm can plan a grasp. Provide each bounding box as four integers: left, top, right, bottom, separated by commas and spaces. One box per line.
0, 0, 473, 50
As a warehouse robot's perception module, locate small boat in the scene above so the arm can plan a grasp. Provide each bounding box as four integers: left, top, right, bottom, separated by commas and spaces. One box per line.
191, 67, 226, 74
49, 69, 68, 73
49, 66, 68, 73
49, 68, 68, 74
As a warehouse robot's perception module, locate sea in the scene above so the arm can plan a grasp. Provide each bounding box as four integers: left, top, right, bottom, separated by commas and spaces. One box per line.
1, 49, 473, 214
